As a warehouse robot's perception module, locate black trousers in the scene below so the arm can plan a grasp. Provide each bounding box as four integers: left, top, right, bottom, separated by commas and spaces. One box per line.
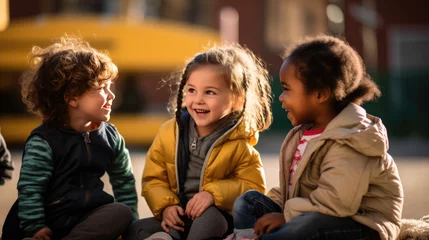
2, 200, 133, 240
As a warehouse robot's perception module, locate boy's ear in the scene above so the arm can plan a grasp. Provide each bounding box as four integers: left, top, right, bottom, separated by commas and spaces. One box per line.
65, 95, 78, 107
316, 88, 331, 103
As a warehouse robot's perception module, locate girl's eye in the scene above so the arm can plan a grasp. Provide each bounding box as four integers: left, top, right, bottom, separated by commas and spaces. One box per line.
206, 90, 215, 95
188, 88, 195, 93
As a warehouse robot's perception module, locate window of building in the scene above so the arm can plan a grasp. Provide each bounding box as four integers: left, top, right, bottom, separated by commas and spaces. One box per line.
264, 0, 327, 51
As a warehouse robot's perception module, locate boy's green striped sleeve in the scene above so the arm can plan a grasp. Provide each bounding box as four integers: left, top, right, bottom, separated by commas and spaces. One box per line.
18, 135, 53, 235
108, 133, 139, 219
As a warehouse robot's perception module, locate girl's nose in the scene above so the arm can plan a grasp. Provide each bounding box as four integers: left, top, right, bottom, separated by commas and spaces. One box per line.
195, 94, 204, 104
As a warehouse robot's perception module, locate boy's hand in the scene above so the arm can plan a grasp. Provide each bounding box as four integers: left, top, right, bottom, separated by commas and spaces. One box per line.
253, 213, 285, 236
186, 191, 214, 220
161, 205, 185, 232
33, 227, 53, 240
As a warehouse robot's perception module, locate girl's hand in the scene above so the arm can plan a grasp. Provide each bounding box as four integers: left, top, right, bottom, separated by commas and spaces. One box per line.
253, 213, 285, 236
186, 191, 214, 220
161, 205, 185, 232
33, 227, 53, 240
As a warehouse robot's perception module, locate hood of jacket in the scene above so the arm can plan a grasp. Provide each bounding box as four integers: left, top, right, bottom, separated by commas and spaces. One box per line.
179, 110, 259, 147
317, 103, 389, 157
223, 117, 259, 147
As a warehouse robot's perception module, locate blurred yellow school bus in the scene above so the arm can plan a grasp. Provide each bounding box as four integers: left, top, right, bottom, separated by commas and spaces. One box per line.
0, 15, 220, 146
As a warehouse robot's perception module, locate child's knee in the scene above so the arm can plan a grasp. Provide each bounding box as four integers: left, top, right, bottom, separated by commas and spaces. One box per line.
122, 219, 141, 240
233, 190, 262, 211
127, 219, 140, 232
243, 190, 264, 201
109, 202, 133, 225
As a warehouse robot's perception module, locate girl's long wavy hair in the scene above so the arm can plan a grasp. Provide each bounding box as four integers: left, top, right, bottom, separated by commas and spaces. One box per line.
163, 43, 273, 133
20, 36, 118, 127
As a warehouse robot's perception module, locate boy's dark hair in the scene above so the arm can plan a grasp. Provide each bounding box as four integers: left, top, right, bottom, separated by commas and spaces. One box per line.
282, 34, 381, 113
20, 36, 118, 127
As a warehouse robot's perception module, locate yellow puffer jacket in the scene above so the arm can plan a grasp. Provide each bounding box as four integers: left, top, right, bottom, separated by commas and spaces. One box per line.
142, 117, 266, 219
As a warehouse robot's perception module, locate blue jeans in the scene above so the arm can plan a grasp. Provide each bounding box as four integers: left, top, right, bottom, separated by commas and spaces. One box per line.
232, 190, 381, 240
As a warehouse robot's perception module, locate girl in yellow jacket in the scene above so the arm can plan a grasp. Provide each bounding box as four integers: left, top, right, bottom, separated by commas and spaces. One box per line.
232, 34, 403, 240
125, 44, 273, 240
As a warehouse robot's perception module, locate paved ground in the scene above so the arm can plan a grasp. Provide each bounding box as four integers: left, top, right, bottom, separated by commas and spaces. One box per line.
1, 149, 428, 234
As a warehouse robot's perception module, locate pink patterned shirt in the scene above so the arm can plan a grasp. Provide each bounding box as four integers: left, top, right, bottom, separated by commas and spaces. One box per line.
289, 128, 324, 195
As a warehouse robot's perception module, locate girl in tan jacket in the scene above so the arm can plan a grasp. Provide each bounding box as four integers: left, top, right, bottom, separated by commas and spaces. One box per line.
232, 34, 403, 240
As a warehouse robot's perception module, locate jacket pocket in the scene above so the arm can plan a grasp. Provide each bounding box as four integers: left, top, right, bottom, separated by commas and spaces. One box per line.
83, 190, 114, 210
45, 193, 85, 231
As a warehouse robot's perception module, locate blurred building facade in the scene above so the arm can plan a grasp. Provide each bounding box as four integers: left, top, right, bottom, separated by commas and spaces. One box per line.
2, 0, 429, 145
211, 0, 429, 137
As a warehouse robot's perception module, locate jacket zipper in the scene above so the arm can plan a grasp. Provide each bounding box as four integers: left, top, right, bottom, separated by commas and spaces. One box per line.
198, 118, 242, 191
82, 132, 91, 207
83, 132, 92, 164
191, 138, 197, 150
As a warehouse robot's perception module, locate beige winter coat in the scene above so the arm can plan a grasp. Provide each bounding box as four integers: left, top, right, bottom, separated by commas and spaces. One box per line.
267, 103, 404, 240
